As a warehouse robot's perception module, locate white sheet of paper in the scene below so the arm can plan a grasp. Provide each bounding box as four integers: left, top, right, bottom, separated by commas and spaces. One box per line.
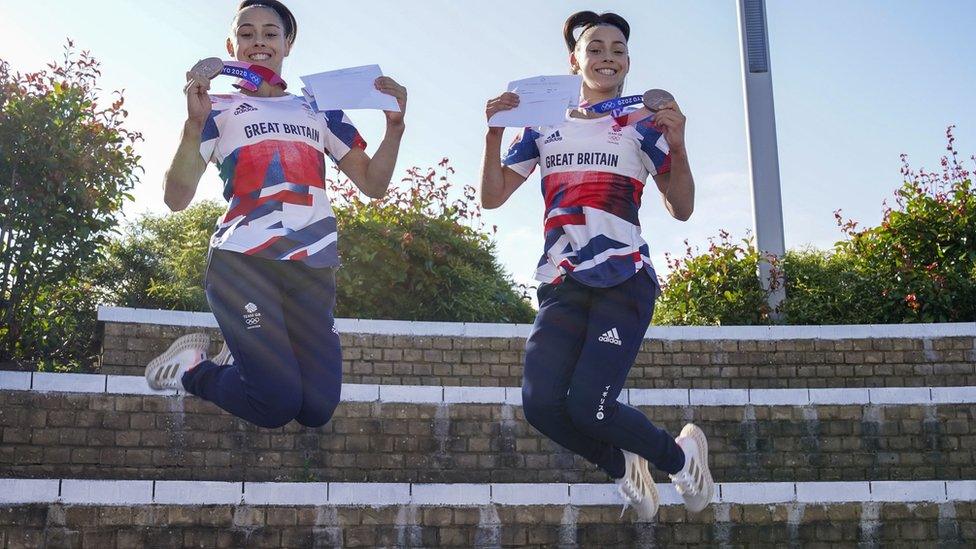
488, 75, 582, 127
300, 87, 315, 106
299, 64, 400, 112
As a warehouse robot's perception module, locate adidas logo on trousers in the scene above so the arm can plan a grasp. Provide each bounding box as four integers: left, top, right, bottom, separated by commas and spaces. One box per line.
599, 328, 622, 346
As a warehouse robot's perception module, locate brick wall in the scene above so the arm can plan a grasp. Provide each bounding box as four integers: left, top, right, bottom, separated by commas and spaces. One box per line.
1, 501, 972, 548
98, 320, 976, 388
3, 390, 974, 484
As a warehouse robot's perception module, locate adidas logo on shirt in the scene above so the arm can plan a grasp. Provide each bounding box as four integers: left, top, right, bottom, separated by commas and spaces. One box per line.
598, 328, 622, 346
543, 130, 563, 144
234, 103, 258, 116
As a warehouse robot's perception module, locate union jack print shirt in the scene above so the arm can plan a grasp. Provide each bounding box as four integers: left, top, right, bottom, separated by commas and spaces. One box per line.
502, 110, 671, 287
199, 93, 366, 268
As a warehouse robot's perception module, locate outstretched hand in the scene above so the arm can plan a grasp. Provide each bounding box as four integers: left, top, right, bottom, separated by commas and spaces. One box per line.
375, 76, 407, 127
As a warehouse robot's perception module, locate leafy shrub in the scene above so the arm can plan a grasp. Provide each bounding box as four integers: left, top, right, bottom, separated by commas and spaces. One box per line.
655, 126, 974, 325
97, 201, 222, 312
101, 160, 535, 323
777, 248, 886, 324
833, 126, 975, 322
653, 231, 774, 326
0, 43, 141, 367
328, 159, 535, 322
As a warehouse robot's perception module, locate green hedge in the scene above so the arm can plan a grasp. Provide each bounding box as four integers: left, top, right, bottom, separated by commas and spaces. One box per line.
654, 127, 975, 325
99, 161, 534, 324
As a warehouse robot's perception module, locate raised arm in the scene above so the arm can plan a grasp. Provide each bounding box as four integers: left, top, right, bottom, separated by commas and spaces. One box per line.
480, 92, 528, 209
650, 100, 695, 221
337, 76, 407, 199
163, 72, 212, 212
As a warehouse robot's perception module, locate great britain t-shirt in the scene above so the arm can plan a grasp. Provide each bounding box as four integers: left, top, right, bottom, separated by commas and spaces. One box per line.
502, 109, 671, 288
199, 93, 366, 268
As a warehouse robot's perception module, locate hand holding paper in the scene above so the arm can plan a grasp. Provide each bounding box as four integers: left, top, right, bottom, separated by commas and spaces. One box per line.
373, 75, 408, 125
488, 75, 582, 128
300, 64, 402, 112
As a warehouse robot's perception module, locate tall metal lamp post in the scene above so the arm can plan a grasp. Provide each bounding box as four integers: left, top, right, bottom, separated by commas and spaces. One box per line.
737, 0, 787, 316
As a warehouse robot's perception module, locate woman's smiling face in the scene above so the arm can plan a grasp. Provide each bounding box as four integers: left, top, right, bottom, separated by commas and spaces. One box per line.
572, 24, 630, 95
226, 6, 291, 74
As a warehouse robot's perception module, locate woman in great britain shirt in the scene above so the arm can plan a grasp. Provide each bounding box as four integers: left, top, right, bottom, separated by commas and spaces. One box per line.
480, 10, 714, 521
145, 0, 407, 431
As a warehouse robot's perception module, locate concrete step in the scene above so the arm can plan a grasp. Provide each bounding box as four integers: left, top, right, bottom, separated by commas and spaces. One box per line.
96, 307, 976, 389
3, 374, 975, 484
1, 479, 974, 547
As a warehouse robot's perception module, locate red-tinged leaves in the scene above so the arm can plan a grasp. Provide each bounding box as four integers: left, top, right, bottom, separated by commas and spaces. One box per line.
656, 126, 974, 325
836, 126, 975, 322
323, 159, 535, 321
1, 41, 141, 366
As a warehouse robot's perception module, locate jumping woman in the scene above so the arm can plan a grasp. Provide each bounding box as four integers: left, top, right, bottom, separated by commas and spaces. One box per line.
145, 0, 407, 430
480, 11, 713, 519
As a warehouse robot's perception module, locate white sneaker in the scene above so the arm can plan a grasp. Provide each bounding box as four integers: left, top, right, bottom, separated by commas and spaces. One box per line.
615, 450, 659, 521
145, 333, 210, 390
669, 423, 715, 513
212, 340, 234, 366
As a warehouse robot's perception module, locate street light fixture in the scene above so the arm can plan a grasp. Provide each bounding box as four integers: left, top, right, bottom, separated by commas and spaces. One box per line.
737, 0, 787, 316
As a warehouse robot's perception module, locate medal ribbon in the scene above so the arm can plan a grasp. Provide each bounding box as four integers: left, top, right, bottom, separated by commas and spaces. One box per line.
222, 61, 287, 91
578, 95, 653, 127
585, 95, 644, 114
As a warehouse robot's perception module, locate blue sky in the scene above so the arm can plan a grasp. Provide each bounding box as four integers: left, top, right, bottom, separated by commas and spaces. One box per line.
2, 1, 974, 289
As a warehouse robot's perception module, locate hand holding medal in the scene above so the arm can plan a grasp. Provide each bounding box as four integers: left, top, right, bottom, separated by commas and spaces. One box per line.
583, 88, 674, 120
643, 89, 686, 151
184, 58, 222, 124
582, 88, 685, 150
183, 57, 224, 93
183, 57, 288, 94
183, 57, 289, 125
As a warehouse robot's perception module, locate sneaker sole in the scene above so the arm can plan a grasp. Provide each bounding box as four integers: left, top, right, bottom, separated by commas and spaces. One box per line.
621, 451, 660, 521
628, 477, 660, 522
679, 423, 715, 512
145, 333, 210, 390
641, 479, 660, 521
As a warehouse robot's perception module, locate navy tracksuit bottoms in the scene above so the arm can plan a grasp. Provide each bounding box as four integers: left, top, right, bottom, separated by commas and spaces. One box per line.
182, 249, 342, 429
522, 269, 685, 478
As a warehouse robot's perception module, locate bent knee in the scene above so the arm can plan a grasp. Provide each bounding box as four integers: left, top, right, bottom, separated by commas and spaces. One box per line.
521, 388, 562, 429
254, 407, 300, 429
250, 394, 302, 429
296, 400, 338, 428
